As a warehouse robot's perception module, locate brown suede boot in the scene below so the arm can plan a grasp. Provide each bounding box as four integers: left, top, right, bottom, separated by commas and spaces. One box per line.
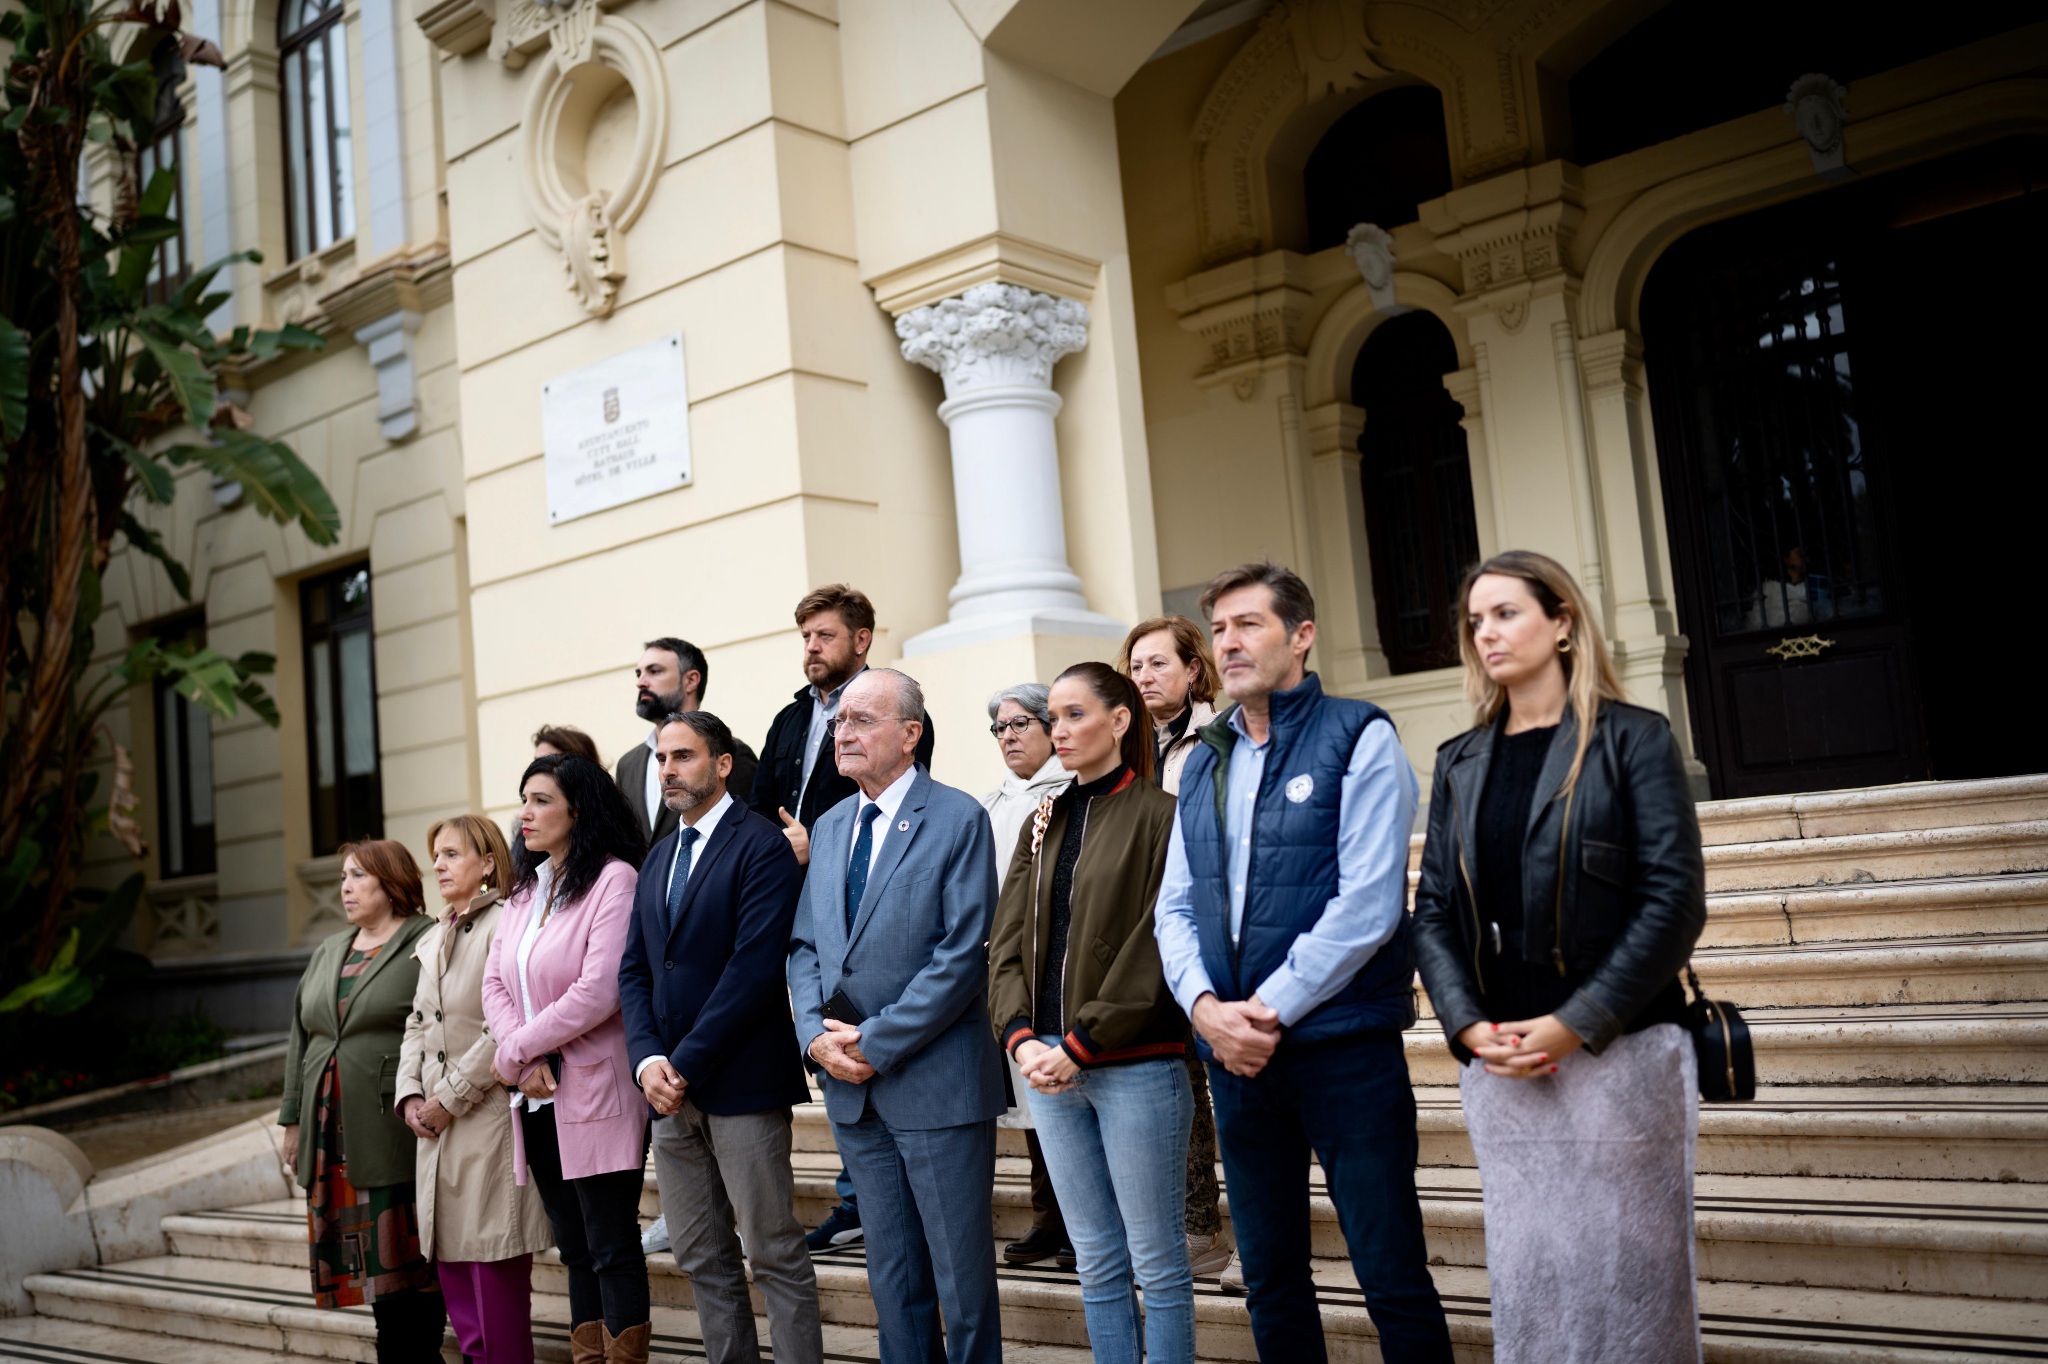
602, 1321, 651, 1364
570, 1321, 606, 1364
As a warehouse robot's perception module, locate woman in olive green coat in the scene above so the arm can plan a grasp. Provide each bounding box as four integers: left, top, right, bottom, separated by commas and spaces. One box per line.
281, 839, 446, 1363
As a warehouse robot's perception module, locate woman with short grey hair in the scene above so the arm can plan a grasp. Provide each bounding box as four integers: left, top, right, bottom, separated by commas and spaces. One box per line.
980, 681, 1074, 1268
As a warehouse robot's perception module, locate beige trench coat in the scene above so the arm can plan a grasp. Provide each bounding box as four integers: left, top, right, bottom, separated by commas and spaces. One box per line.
396, 894, 553, 1262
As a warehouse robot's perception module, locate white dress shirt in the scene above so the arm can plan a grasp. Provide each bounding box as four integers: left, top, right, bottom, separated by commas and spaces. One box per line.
847, 763, 918, 886
641, 729, 662, 828
634, 791, 736, 1083
511, 859, 558, 1109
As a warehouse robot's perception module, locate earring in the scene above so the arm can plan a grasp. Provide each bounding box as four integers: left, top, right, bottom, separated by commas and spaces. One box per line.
1557, 637, 1572, 654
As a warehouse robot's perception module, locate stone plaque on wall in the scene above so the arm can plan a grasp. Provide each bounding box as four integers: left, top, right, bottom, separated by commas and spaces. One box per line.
541, 332, 691, 524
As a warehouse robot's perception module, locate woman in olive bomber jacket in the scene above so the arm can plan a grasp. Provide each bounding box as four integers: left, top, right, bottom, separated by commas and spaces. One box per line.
987, 662, 1195, 1364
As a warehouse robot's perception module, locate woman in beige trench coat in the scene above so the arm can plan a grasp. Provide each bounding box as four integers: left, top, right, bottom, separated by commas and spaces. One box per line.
397, 815, 553, 1364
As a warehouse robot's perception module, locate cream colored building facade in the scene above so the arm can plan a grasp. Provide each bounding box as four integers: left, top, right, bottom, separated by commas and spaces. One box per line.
92, 0, 2046, 1024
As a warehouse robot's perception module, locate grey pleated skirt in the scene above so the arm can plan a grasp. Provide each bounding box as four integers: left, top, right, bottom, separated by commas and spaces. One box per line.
1461, 1021, 1703, 1364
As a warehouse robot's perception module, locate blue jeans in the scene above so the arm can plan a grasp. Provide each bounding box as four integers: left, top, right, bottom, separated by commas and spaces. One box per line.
1207, 1033, 1452, 1364
1026, 1052, 1195, 1364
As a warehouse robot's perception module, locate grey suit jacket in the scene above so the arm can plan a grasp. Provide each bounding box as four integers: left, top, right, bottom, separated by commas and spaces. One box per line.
613, 741, 676, 846
788, 765, 1007, 1130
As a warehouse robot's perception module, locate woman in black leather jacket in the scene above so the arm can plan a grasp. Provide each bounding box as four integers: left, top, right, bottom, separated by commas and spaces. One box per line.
1412, 549, 1707, 1364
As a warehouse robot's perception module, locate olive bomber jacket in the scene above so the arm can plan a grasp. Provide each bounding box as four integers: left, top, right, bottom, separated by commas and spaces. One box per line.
987, 770, 1189, 1067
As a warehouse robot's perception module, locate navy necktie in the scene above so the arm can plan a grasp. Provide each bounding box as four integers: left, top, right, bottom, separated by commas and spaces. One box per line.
665, 825, 701, 934
845, 803, 883, 933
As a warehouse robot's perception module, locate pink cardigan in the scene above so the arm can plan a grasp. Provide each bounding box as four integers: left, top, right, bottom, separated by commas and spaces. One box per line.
481, 857, 642, 1182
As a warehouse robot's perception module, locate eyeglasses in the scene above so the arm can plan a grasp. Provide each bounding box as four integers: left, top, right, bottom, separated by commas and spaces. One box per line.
837, 710, 893, 733
988, 717, 1042, 738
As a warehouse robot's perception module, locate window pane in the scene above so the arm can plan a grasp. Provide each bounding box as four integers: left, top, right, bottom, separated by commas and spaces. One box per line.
340, 630, 376, 778
326, 28, 354, 244
284, 52, 311, 259
160, 683, 185, 875
186, 698, 214, 830
311, 638, 335, 791
304, 37, 332, 250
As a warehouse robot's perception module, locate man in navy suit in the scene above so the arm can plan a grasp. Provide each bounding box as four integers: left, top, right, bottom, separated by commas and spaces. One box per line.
620, 710, 823, 1364
787, 668, 1007, 1364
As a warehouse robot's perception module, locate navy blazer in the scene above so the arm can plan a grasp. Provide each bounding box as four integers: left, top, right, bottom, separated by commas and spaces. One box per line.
619, 798, 810, 1115
787, 765, 1007, 1130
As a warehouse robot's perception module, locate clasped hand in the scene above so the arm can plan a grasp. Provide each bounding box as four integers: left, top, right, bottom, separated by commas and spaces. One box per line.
639, 1058, 688, 1116
399, 1094, 451, 1139
1456, 1014, 1584, 1079
1014, 1039, 1078, 1093
809, 1018, 876, 1083
1191, 993, 1281, 1077
493, 1061, 558, 1101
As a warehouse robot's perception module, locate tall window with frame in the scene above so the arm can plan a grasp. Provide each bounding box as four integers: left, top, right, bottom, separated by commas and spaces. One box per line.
279, 0, 354, 261
303, 565, 382, 853
139, 38, 189, 303
153, 616, 217, 880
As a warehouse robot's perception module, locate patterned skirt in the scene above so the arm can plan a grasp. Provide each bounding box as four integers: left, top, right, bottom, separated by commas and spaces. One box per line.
307, 1056, 439, 1307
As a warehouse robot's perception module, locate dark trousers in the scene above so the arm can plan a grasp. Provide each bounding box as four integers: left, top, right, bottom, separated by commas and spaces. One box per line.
834, 1109, 1002, 1364
1022, 1130, 1065, 1237
1207, 1034, 1453, 1364
369, 1287, 448, 1364
521, 1104, 650, 1335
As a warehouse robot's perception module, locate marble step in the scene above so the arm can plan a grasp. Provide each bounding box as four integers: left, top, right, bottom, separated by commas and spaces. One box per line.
16, 1253, 1096, 1363
1403, 1002, 2048, 1087
772, 1162, 2048, 1302
1699, 874, 2048, 950
1700, 821, 2048, 895
782, 1085, 2048, 1184
37, 1231, 2048, 1362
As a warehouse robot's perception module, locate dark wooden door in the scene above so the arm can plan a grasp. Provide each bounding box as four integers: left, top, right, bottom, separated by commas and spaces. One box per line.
1646, 210, 1927, 798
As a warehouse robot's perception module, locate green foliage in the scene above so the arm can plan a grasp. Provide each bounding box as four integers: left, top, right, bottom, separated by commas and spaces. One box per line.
0, 0, 341, 1019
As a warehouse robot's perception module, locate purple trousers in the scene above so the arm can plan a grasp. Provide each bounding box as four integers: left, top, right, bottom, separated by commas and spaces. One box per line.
437, 1255, 534, 1364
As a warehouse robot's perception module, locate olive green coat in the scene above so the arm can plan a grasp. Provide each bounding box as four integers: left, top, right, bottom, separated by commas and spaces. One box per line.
279, 914, 434, 1191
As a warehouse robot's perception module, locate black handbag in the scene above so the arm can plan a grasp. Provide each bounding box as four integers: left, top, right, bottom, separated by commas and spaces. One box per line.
1684, 965, 1755, 1102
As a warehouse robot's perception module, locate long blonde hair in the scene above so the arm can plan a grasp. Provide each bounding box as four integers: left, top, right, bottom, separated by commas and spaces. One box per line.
1456, 550, 1625, 796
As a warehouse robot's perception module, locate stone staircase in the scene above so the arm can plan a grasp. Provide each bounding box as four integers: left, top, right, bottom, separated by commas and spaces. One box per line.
8, 775, 2048, 1363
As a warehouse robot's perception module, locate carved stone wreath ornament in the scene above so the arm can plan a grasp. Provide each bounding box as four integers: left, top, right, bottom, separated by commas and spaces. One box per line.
511, 0, 668, 316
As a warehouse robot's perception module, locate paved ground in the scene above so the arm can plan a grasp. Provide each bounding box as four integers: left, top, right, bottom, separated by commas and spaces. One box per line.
57, 1097, 280, 1174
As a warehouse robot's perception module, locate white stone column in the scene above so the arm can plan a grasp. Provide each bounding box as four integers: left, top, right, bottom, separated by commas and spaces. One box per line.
895, 283, 1124, 655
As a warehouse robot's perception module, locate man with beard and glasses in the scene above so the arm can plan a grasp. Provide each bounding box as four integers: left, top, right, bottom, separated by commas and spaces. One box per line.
619, 710, 822, 1364
615, 638, 760, 846
749, 584, 935, 1253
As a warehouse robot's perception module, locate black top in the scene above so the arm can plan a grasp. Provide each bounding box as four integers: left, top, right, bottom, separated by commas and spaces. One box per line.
1474, 724, 1686, 1033
1033, 764, 1128, 1035
1152, 707, 1193, 783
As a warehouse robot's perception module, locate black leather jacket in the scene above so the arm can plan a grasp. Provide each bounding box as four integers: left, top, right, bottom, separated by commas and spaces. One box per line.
1412, 700, 1706, 1059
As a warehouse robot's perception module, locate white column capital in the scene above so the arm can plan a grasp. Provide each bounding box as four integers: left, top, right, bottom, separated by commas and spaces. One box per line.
896, 283, 1089, 399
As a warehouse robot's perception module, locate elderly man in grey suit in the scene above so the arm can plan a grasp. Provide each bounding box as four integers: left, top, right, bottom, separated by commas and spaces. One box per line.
787, 667, 1006, 1364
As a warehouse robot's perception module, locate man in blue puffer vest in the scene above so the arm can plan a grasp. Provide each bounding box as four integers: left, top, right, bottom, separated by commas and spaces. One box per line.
1154, 561, 1452, 1363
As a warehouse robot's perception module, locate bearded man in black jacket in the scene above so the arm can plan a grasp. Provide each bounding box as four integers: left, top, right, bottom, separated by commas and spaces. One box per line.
748, 584, 936, 869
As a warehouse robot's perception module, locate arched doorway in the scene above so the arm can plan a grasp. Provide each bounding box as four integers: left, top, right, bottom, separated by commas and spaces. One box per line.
1353, 311, 1482, 675
1643, 138, 2048, 797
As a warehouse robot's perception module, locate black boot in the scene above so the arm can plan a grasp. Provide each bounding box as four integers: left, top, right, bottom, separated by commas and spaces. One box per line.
371, 1288, 448, 1364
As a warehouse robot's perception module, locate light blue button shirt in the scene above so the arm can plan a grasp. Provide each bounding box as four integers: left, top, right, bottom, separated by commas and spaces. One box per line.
1154, 708, 1419, 1029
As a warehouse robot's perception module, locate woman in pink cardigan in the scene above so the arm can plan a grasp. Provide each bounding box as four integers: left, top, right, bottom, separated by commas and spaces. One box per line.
482, 754, 647, 1364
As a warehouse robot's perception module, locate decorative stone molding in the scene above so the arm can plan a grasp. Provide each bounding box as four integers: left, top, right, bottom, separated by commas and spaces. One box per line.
1343, 223, 1400, 313
296, 854, 347, 943
148, 876, 221, 956
354, 311, 423, 441
1164, 250, 1316, 399
1425, 163, 1582, 326
414, 0, 494, 55
896, 283, 1089, 398
869, 234, 1098, 318
1785, 73, 1853, 181
515, 2, 667, 317
891, 285, 1122, 654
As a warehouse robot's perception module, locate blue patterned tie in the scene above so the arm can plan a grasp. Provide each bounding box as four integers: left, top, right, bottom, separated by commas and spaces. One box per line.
845, 803, 883, 933
665, 825, 701, 935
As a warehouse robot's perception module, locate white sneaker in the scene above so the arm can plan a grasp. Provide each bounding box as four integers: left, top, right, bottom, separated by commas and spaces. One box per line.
641, 1214, 670, 1255
1187, 1231, 1234, 1278
1218, 1253, 1245, 1296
